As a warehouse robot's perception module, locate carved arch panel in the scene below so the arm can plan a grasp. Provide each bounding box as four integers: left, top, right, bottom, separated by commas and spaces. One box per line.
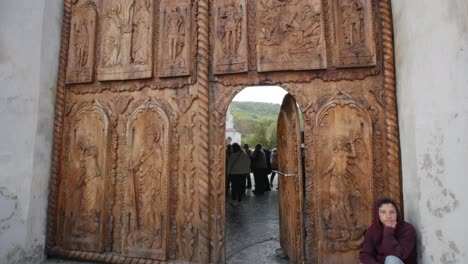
59, 100, 113, 252
315, 96, 374, 263
121, 98, 171, 260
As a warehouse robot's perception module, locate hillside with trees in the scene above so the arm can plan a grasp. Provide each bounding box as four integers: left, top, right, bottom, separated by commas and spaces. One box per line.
230, 101, 281, 149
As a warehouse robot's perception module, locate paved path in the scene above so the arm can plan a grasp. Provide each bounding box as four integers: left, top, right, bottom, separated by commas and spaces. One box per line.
225, 176, 289, 264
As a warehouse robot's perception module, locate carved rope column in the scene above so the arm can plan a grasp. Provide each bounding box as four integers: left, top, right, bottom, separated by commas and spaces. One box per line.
196, 0, 211, 263
380, 0, 402, 205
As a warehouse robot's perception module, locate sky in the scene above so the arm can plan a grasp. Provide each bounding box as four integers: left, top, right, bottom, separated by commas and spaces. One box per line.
232, 86, 288, 104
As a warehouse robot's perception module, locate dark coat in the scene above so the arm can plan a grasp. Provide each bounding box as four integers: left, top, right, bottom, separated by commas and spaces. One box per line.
360, 198, 417, 264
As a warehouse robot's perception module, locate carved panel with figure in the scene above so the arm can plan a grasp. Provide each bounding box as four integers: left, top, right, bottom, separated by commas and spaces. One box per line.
97, 0, 154, 81
331, 0, 376, 67
59, 100, 113, 253
315, 93, 374, 263
256, 0, 327, 72
159, 0, 192, 77
213, 0, 248, 74
66, 2, 97, 84
121, 98, 170, 260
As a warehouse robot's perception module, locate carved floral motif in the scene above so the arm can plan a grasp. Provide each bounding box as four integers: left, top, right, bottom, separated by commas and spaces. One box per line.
175, 88, 198, 113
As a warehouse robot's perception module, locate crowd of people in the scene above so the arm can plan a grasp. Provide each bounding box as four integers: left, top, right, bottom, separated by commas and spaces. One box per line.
225, 143, 278, 205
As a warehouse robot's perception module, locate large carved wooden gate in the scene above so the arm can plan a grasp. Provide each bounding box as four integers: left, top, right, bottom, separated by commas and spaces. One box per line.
47, 0, 401, 263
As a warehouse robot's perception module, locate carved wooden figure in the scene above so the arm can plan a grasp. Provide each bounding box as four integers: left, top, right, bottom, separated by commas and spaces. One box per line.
256, 0, 327, 72
159, 0, 192, 77
122, 98, 170, 259
316, 92, 374, 262
213, 0, 248, 74
66, 2, 97, 84
48, 0, 401, 263
59, 100, 112, 253
331, 0, 377, 67
97, 0, 154, 80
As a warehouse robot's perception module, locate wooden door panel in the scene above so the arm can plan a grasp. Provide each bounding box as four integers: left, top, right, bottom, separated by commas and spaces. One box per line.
97, 0, 154, 81
316, 99, 374, 263
59, 100, 112, 253
121, 99, 170, 260
277, 94, 304, 263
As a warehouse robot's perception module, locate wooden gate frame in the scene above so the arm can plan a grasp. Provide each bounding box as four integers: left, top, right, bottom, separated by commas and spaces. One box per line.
46, 0, 401, 263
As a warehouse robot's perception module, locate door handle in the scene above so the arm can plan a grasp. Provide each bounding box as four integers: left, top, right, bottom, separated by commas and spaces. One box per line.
274, 170, 297, 177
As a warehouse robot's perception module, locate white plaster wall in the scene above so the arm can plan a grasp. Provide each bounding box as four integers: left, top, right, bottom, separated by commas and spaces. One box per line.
393, 0, 468, 263
0, 0, 63, 263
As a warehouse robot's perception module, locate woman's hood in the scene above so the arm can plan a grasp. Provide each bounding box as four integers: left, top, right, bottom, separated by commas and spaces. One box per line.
373, 197, 403, 226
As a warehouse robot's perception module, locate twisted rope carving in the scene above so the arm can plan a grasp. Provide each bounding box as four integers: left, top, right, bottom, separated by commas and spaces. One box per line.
49, 247, 165, 264
46, 0, 72, 249
380, 0, 401, 203
196, 0, 211, 262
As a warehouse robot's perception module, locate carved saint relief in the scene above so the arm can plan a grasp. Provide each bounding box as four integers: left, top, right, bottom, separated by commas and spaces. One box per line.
256, 0, 327, 72
159, 1, 191, 77
333, 0, 376, 67
132, 0, 151, 64
97, 0, 153, 81
62, 102, 110, 252
66, 4, 97, 84
123, 100, 169, 260
316, 99, 373, 262
213, 0, 248, 74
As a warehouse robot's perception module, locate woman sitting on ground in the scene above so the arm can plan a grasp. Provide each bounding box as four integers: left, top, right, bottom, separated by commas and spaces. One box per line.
360, 197, 417, 264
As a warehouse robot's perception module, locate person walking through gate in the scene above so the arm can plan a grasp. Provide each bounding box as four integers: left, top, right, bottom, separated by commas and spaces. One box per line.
243, 144, 253, 189
226, 143, 250, 205
360, 197, 417, 264
264, 147, 272, 191
269, 145, 278, 189
251, 144, 269, 195
225, 143, 232, 192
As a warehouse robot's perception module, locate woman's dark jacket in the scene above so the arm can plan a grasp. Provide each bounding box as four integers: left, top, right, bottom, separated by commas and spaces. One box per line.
360, 198, 417, 264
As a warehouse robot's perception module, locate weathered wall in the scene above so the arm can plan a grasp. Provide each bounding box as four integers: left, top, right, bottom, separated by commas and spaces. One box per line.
393, 0, 468, 263
0, 0, 63, 263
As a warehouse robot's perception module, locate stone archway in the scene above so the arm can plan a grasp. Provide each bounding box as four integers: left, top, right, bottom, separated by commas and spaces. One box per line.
47, 0, 401, 263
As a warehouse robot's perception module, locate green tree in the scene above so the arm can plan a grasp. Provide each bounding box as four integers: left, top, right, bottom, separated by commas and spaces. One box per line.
267, 121, 277, 148
253, 122, 269, 147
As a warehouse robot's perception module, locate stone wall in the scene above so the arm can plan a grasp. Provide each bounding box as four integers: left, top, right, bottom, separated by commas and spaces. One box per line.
0, 1, 63, 263
393, 0, 468, 263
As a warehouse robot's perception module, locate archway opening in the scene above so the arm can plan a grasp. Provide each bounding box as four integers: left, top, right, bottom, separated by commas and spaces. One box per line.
224, 86, 304, 264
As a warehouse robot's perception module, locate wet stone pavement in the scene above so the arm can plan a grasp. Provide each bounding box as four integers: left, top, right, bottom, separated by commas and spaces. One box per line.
45, 174, 288, 264
225, 175, 289, 264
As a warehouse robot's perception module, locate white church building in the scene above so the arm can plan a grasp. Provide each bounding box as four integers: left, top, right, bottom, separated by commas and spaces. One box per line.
225, 106, 242, 146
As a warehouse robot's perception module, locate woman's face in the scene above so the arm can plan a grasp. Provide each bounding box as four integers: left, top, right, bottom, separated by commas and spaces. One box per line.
378, 203, 397, 227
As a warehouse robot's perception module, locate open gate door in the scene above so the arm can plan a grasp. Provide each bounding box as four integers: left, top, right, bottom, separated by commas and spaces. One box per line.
277, 94, 305, 263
